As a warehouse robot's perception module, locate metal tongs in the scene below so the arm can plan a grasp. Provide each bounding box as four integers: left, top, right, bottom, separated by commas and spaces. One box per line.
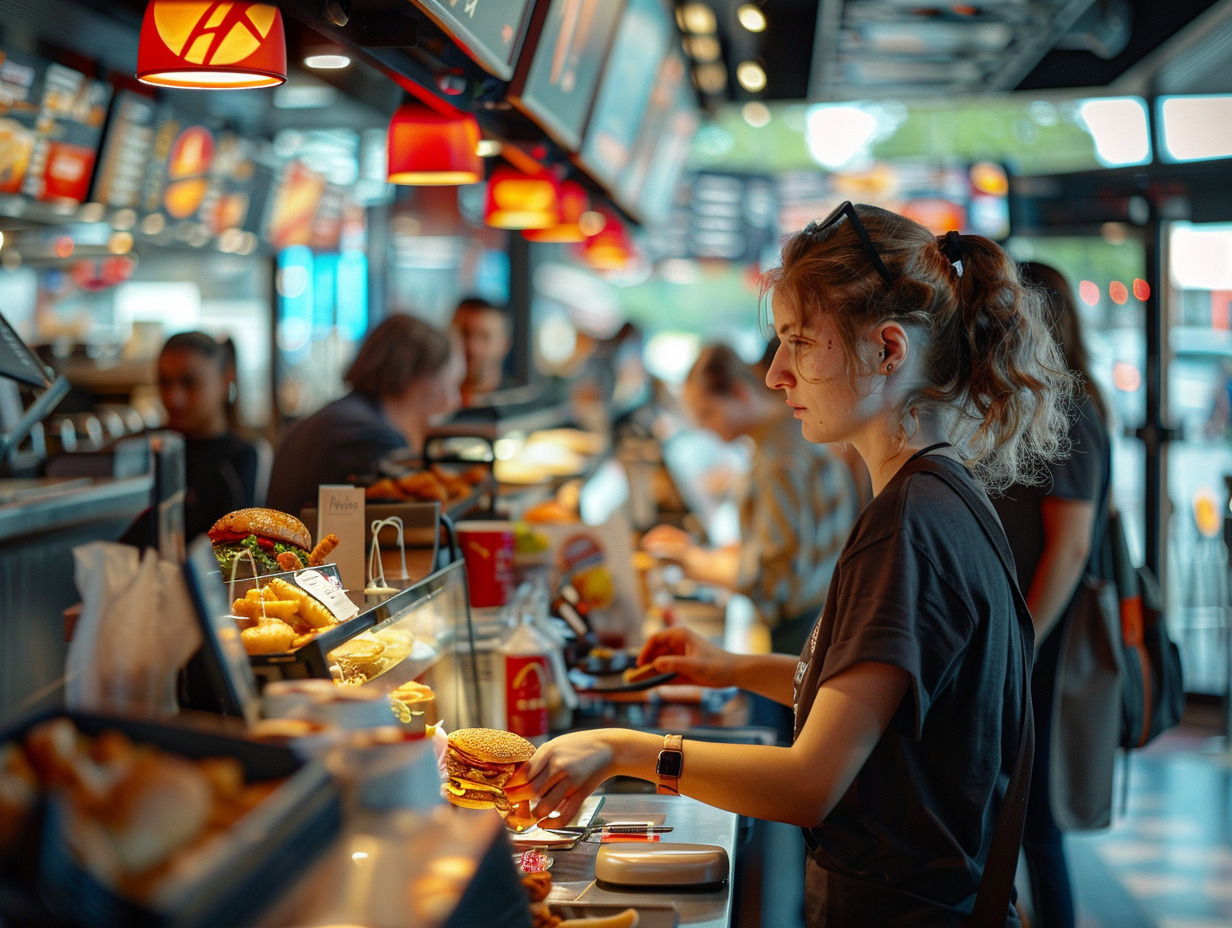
541, 822, 674, 841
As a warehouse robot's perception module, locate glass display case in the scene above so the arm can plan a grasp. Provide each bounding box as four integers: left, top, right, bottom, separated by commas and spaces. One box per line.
246, 559, 484, 733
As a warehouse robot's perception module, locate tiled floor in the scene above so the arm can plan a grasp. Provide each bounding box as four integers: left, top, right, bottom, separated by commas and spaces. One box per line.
1060, 703, 1232, 928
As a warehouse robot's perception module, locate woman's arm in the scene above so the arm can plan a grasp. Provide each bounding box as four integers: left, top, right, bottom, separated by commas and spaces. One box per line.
1025, 496, 1095, 645
637, 626, 799, 705
508, 661, 909, 827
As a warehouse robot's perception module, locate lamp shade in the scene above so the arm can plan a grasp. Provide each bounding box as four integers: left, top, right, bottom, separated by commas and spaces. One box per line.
386, 102, 483, 185
484, 167, 562, 230
137, 1, 287, 89
582, 212, 634, 270
522, 181, 590, 243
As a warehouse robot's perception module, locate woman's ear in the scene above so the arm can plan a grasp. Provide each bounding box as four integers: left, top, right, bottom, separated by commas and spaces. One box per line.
875, 323, 909, 373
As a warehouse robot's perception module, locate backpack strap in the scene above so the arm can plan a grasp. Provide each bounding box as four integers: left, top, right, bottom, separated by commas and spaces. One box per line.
898, 456, 1035, 928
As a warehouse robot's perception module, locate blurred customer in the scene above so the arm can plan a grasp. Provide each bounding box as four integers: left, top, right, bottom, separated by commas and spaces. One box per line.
451, 296, 514, 405
157, 331, 261, 541
992, 261, 1112, 928
266, 314, 463, 516
643, 343, 860, 661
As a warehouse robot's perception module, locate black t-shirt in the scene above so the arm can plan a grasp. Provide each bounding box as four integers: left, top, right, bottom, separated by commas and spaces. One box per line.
794, 454, 1029, 927
266, 392, 410, 517
183, 432, 259, 542
991, 394, 1110, 592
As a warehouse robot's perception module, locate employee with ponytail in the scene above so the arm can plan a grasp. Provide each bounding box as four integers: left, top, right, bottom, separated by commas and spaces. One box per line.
509, 205, 1076, 926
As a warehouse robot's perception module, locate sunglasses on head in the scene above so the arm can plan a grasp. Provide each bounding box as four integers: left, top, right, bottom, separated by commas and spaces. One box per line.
803, 201, 897, 287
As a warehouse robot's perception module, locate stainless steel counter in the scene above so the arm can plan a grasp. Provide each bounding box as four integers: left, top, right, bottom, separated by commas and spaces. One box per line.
543, 794, 738, 928
0, 475, 154, 723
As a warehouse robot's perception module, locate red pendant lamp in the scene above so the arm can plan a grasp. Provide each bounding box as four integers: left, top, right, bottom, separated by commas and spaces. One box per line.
137, 1, 287, 89
522, 181, 590, 242
386, 101, 483, 185
484, 167, 562, 230
582, 211, 634, 270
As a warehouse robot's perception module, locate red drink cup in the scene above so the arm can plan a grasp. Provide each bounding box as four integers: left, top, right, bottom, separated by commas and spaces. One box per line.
456, 520, 515, 608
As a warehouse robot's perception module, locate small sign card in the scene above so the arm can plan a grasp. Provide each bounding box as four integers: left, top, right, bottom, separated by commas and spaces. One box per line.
317, 484, 365, 598
294, 568, 359, 622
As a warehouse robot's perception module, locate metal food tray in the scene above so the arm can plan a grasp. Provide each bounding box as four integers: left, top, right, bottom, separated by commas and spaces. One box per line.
1, 710, 342, 928
247, 560, 463, 688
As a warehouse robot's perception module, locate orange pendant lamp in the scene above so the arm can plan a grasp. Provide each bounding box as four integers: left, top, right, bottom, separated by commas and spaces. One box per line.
484, 167, 562, 230
386, 101, 483, 185
582, 211, 634, 270
137, 1, 287, 89
522, 180, 590, 242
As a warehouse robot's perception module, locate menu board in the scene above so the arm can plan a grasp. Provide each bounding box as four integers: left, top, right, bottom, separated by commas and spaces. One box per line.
411, 0, 535, 80
0, 51, 110, 205
201, 131, 259, 235
618, 49, 697, 223
507, 0, 627, 152
577, 0, 671, 191
138, 111, 222, 226
265, 159, 327, 250
91, 90, 159, 209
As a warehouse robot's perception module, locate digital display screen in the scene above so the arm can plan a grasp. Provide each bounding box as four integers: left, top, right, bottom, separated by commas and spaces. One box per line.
621, 50, 697, 223
91, 90, 159, 209
508, 0, 626, 152
577, 0, 671, 191
0, 52, 110, 205
411, 0, 535, 81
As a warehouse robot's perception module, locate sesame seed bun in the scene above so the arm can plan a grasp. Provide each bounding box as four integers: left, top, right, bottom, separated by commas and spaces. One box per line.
208, 508, 312, 550
447, 728, 534, 764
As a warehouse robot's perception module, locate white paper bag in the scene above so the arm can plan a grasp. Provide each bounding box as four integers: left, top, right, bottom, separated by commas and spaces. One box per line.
66, 543, 202, 717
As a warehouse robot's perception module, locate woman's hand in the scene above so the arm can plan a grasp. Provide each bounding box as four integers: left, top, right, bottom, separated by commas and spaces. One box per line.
635, 626, 737, 689
640, 524, 693, 562
504, 731, 620, 824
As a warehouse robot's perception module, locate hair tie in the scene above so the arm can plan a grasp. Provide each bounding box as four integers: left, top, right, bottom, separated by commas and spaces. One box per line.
941, 230, 964, 278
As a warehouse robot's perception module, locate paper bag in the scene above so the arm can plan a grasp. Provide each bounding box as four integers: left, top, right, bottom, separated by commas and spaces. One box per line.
66, 542, 202, 717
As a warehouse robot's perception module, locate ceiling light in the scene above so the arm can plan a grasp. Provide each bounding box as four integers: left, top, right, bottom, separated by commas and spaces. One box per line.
683, 35, 721, 62
523, 181, 589, 243
736, 4, 766, 33
736, 61, 766, 93
678, 3, 717, 34
476, 139, 502, 158
137, 1, 287, 89
386, 102, 483, 185
484, 168, 562, 229
303, 52, 351, 69
695, 63, 727, 94
742, 101, 771, 127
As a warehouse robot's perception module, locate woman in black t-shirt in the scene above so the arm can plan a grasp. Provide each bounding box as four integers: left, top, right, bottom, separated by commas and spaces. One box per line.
992, 262, 1112, 928
506, 205, 1076, 927
158, 332, 260, 541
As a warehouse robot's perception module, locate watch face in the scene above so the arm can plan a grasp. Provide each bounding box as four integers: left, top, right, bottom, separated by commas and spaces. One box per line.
657, 750, 683, 778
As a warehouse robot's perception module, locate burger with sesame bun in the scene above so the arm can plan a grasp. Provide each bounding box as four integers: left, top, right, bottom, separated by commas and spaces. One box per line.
444, 728, 536, 828
208, 508, 312, 575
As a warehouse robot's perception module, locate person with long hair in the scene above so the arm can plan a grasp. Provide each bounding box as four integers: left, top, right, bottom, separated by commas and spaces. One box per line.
266, 313, 463, 515
507, 204, 1075, 926
992, 261, 1112, 928
157, 331, 260, 540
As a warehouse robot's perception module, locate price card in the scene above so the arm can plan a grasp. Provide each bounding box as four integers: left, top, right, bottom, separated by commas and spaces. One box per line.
295, 568, 359, 623
317, 484, 365, 596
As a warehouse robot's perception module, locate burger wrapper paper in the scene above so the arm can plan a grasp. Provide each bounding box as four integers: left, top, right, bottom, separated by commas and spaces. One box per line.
66, 542, 202, 717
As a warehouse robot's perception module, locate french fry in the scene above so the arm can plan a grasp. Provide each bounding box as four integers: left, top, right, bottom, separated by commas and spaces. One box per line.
266, 578, 336, 630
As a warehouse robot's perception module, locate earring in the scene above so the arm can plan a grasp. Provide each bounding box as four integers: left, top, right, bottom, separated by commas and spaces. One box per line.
885, 363, 893, 374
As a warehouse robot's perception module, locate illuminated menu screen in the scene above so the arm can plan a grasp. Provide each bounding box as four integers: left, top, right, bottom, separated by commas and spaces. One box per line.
411, 0, 535, 80
620, 50, 697, 223
91, 90, 159, 209
508, 0, 626, 152
0, 51, 110, 205
578, 0, 671, 191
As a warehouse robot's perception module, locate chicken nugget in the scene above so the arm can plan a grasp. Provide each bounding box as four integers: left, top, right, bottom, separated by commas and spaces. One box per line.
240, 619, 297, 654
